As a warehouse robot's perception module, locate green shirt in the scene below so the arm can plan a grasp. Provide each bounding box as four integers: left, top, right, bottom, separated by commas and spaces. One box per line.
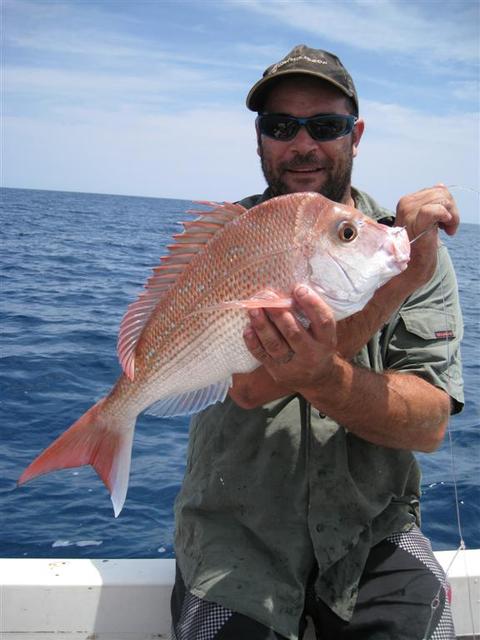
173, 188, 464, 639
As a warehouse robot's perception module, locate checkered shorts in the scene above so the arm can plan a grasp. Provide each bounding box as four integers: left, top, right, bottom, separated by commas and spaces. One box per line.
386, 527, 455, 640
171, 525, 454, 639
171, 590, 233, 640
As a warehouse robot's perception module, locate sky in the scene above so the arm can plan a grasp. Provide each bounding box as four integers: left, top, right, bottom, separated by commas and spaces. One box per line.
3, 0, 480, 223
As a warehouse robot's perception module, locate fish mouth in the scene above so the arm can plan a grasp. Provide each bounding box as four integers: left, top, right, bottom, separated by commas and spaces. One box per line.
382, 227, 411, 271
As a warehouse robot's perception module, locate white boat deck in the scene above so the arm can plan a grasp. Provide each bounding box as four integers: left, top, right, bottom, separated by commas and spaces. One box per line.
1, 551, 479, 639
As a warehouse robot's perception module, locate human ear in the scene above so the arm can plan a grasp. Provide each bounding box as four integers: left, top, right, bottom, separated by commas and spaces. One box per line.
352, 118, 365, 158
255, 120, 262, 157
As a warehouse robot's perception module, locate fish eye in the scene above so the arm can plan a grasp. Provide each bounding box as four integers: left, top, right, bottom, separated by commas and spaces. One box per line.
337, 221, 358, 243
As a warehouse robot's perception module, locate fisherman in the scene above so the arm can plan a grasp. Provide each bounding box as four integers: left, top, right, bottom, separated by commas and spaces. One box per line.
171, 45, 463, 640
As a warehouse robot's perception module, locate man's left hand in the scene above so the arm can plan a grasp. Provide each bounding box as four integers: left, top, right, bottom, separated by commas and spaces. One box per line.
395, 184, 460, 288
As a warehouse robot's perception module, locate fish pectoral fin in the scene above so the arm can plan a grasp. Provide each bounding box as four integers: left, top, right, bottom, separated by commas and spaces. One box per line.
200, 293, 294, 312
145, 378, 232, 418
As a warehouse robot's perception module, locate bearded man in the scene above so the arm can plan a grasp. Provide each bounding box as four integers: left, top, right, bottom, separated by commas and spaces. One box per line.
171, 45, 463, 640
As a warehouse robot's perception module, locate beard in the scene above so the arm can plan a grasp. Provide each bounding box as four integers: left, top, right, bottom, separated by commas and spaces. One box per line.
259, 144, 354, 204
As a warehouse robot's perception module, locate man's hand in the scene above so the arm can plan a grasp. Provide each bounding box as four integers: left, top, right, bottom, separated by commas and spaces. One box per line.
243, 285, 337, 389
395, 184, 459, 288
228, 285, 336, 408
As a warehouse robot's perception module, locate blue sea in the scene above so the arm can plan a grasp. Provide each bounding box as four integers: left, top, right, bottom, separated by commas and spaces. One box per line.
1, 187, 478, 559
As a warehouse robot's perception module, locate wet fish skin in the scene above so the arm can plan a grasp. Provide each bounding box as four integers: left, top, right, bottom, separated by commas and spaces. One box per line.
18, 192, 410, 516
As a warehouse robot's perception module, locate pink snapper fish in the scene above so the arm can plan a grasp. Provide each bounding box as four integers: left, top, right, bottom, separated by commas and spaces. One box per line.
18, 192, 410, 515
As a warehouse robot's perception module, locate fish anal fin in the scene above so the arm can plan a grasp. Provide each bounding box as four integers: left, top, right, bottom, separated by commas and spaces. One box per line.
117, 201, 247, 379
145, 379, 232, 418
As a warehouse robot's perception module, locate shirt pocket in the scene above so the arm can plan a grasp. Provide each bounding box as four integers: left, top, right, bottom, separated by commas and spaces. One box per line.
398, 308, 458, 342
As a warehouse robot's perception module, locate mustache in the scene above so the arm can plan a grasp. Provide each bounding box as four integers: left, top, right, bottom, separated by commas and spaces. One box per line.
281, 152, 330, 171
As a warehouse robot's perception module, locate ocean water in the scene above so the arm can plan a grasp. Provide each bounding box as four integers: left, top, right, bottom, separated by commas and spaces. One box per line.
1, 187, 478, 559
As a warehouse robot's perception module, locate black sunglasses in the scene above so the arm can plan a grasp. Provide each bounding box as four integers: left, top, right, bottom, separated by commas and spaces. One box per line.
257, 113, 358, 142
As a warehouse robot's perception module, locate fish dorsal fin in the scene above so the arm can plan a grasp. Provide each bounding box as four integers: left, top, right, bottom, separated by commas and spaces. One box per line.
117, 201, 247, 380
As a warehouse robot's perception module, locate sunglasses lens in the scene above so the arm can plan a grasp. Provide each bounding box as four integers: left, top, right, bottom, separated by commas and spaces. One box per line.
258, 114, 355, 142
308, 116, 353, 141
259, 115, 299, 140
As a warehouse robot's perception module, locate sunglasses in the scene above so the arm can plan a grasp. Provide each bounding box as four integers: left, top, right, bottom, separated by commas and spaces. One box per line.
257, 113, 358, 142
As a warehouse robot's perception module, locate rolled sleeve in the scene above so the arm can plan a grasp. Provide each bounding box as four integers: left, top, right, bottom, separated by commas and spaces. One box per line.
383, 244, 464, 413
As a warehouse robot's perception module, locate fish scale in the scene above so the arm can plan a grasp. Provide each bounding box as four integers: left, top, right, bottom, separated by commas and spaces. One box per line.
18, 192, 410, 516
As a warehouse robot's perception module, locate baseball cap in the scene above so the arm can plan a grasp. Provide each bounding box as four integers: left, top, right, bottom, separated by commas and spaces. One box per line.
246, 44, 358, 116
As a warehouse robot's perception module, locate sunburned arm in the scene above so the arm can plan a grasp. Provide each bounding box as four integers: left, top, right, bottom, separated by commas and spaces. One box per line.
298, 355, 451, 452
230, 369, 289, 408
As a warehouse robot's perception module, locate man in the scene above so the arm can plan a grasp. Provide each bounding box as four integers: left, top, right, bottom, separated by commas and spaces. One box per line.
171, 45, 463, 640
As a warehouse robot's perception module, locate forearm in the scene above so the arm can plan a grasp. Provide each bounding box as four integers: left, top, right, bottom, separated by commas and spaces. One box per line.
299, 355, 450, 452
230, 369, 290, 408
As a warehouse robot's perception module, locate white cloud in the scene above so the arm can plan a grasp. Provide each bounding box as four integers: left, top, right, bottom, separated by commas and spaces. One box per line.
5, 100, 479, 223
4, 1, 262, 74
8, 31, 262, 73
235, 0, 479, 67
3, 0, 478, 224
354, 100, 480, 221
4, 65, 245, 115
361, 100, 479, 145
450, 80, 480, 103
3, 107, 265, 202
9, 32, 148, 59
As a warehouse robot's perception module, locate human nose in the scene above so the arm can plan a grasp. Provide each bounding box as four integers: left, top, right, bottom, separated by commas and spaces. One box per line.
290, 124, 319, 153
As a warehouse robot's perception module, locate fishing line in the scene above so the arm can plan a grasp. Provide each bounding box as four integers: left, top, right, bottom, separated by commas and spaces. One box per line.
409, 225, 437, 245
421, 184, 478, 640
421, 273, 466, 640
446, 184, 480, 196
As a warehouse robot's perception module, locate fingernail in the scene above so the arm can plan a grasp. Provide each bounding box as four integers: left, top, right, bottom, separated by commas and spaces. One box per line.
249, 308, 260, 318
295, 285, 310, 298
244, 325, 254, 339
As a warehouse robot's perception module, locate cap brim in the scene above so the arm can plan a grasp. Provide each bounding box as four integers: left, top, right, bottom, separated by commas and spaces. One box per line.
246, 69, 357, 114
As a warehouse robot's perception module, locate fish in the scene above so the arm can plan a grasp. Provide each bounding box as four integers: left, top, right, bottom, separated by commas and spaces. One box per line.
18, 192, 410, 516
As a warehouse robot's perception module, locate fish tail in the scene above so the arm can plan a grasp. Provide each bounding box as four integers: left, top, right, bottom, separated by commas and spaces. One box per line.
18, 398, 135, 517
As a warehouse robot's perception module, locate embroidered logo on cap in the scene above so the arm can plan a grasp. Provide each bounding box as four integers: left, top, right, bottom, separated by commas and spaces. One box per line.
270, 55, 328, 75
